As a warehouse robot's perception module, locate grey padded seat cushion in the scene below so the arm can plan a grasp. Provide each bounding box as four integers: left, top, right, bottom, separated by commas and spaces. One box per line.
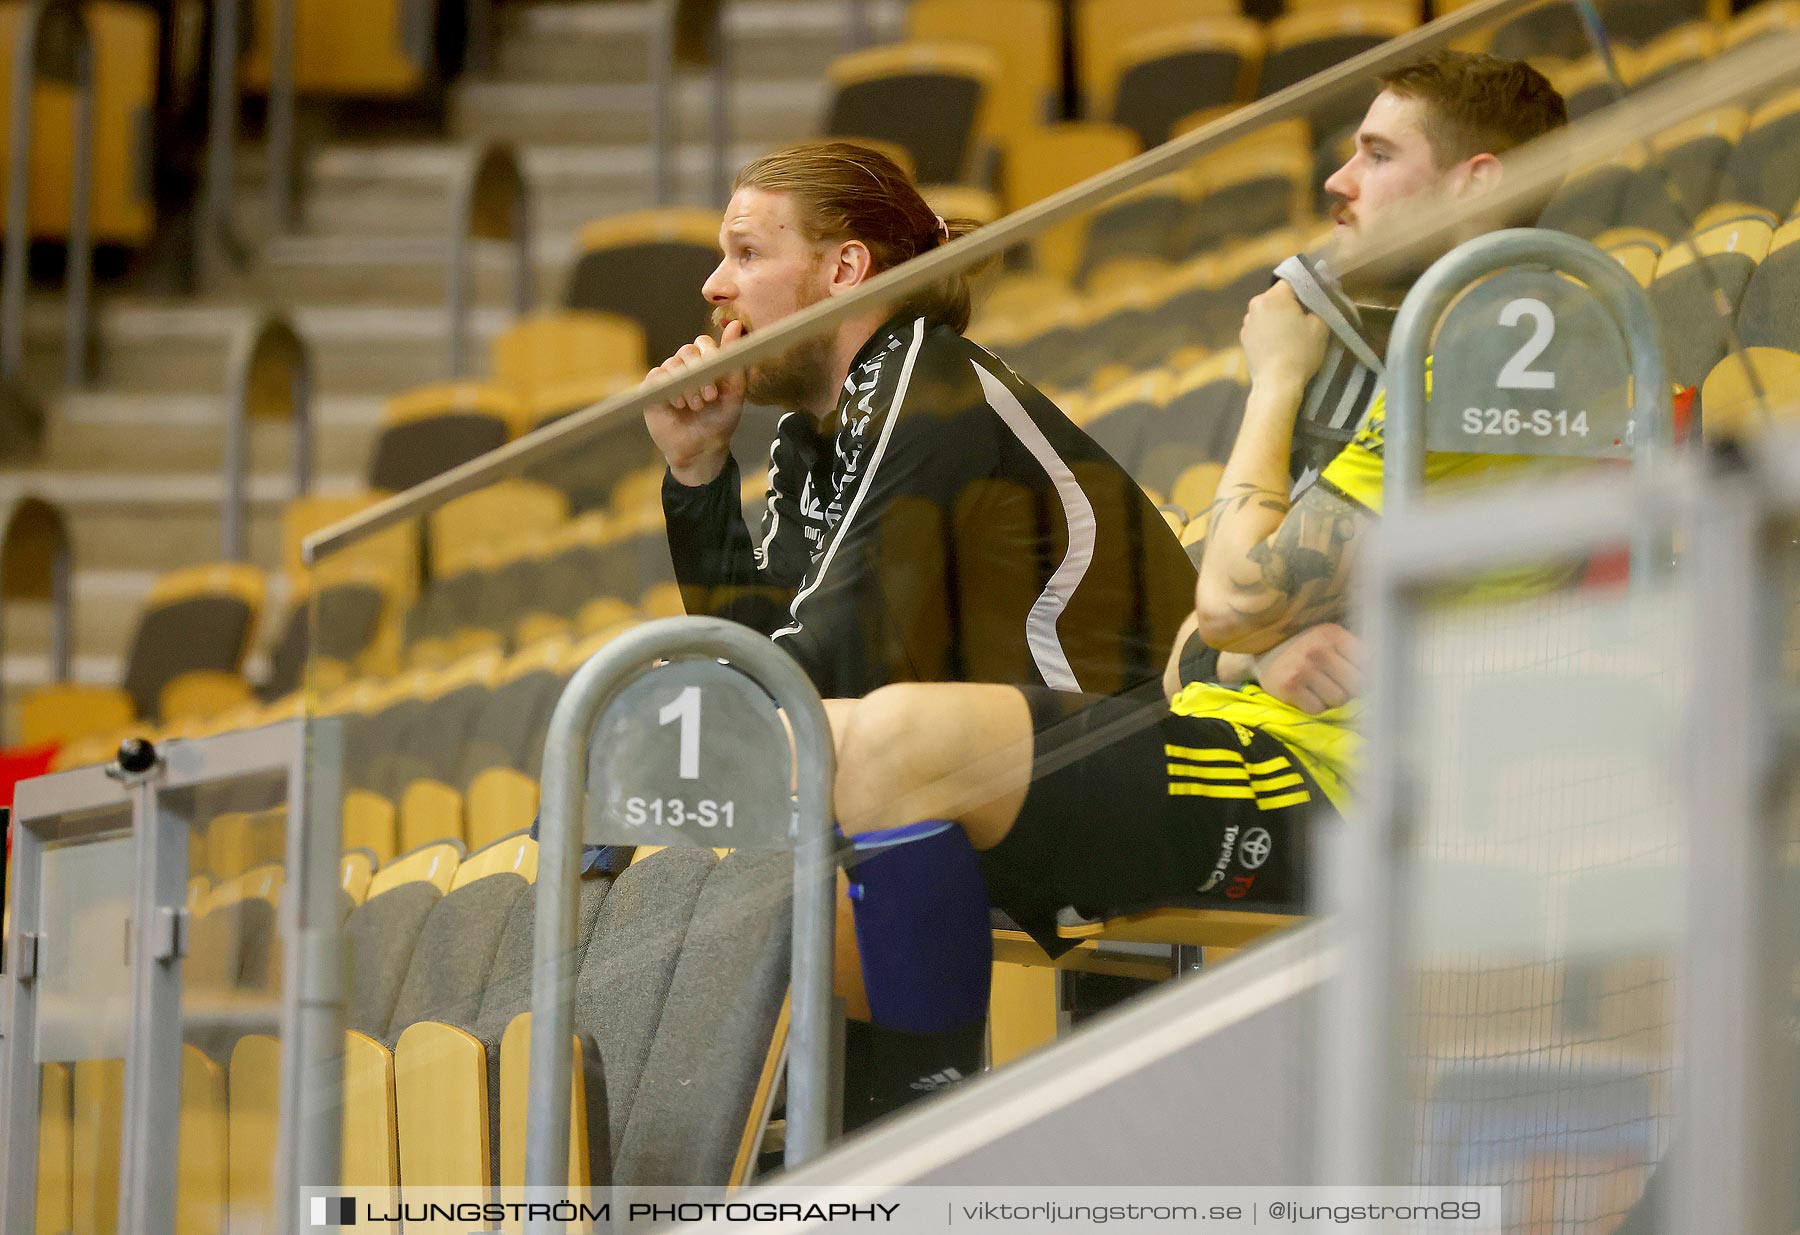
383, 872, 530, 1043
183, 898, 281, 1060
1737, 245, 1800, 352
615, 850, 793, 1186
466, 876, 617, 1183
572, 848, 717, 1161
344, 881, 443, 1038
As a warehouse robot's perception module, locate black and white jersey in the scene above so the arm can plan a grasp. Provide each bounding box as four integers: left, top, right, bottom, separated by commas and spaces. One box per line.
663, 314, 1197, 700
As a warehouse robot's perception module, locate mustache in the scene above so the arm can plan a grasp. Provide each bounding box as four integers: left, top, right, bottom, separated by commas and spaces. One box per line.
710, 307, 749, 333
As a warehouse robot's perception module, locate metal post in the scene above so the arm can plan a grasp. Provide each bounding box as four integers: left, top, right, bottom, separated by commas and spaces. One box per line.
0, 801, 48, 1235
60, 35, 93, 388
648, 0, 677, 207
524, 617, 838, 1223
448, 144, 532, 377
199, 0, 245, 286
276, 717, 345, 1235
842, 0, 869, 52
708, 0, 730, 207
265, 0, 299, 234
112, 760, 183, 1235
2, 0, 95, 387
1673, 449, 1789, 1235
222, 315, 313, 561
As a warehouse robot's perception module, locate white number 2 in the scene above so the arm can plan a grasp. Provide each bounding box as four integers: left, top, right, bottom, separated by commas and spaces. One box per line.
1495, 297, 1556, 391
658, 686, 701, 780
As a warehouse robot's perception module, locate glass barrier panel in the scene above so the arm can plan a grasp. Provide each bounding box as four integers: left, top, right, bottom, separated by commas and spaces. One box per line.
297, 0, 1800, 1185
167, 765, 291, 1235
32, 803, 135, 1235
1398, 554, 1690, 1234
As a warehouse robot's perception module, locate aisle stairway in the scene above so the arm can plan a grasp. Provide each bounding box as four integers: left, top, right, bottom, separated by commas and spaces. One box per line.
0, 0, 901, 702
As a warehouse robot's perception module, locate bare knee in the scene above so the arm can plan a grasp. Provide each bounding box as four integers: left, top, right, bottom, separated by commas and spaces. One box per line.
834, 684, 942, 835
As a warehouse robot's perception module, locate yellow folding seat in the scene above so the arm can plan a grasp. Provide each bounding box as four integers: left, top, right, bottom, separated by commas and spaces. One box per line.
490, 310, 647, 410
907, 0, 1060, 147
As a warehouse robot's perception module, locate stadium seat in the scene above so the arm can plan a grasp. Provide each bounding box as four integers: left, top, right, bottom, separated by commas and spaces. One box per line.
490, 311, 648, 411
1602, 233, 1665, 287
262, 570, 393, 700
1716, 89, 1800, 219
1540, 151, 1645, 240
117, 563, 267, 725
282, 494, 419, 613
1698, 215, 1800, 435
822, 42, 999, 187
1257, 5, 1418, 141
241, 0, 425, 95
342, 1030, 400, 1188
1001, 123, 1140, 280
226, 1035, 281, 1235
185, 1052, 238, 1234
1614, 108, 1747, 238
563, 208, 721, 365
1169, 463, 1225, 524
0, 0, 156, 244
1553, 56, 1623, 122
71, 1058, 125, 1235
426, 478, 567, 582
497, 1014, 601, 1186
16, 680, 135, 746
368, 383, 526, 494
1142, 349, 1249, 496
1100, 18, 1264, 150
205, 808, 286, 882
1079, 369, 1169, 480
1491, 0, 1724, 60
1723, 0, 1800, 49
906, 0, 1061, 150
1628, 22, 1719, 91
344, 841, 461, 1036
1649, 210, 1775, 390
341, 848, 377, 906
1073, 0, 1239, 120
1079, 176, 1187, 282
1173, 132, 1315, 260
38, 1063, 73, 1235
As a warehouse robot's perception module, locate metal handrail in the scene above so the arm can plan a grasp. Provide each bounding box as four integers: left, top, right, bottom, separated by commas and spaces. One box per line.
1, 0, 94, 389
448, 142, 533, 377
222, 314, 314, 560
524, 616, 838, 1213
0, 495, 73, 725
198, 0, 248, 283
264, 0, 299, 234
304, 0, 1573, 563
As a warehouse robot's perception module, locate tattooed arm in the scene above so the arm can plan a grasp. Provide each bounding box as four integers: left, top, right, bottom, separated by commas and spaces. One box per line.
1193, 282, 1371, 654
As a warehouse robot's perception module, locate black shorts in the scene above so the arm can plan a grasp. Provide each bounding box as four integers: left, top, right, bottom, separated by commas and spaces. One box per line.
977, 687, 1330, 956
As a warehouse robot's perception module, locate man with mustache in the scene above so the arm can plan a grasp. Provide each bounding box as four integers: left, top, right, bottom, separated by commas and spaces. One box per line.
805, 51, 1571, 1121
646, 142, 1198, 704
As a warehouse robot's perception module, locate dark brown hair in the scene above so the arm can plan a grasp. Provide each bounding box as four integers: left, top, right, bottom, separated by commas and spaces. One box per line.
732, 141, 980, 333
1379, 50, 1569, 167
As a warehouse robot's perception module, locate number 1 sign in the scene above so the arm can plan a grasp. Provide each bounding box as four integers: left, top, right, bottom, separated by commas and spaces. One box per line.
583, 658, 797, 850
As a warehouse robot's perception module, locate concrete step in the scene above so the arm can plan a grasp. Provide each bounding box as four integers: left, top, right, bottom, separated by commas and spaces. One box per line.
41, 390, 384, 476
277, 139, 768, 243
0, 467, 360, 576
213, 233, 547, 310
450, 76, 826, 147
494, 0, 904, 84
26, 299, 510, 396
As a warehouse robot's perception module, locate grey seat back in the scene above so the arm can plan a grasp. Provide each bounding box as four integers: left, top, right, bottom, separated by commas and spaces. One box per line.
383, 872, 529, 1043
343, 880, 443, 1038
614, 851, 793, 1187
572, 848, 716, 1160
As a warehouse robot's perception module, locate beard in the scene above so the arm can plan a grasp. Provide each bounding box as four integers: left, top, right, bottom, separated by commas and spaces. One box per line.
712, 294, 835, 411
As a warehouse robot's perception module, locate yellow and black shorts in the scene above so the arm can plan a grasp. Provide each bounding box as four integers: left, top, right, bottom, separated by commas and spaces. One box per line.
977, 687, 1331, 956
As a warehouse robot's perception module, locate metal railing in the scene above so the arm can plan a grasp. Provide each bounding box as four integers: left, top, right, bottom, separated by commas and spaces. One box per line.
525, 616, 839, 1211
0, 495, 71, 724
1, 0, 93, 389
306, 0, 1632, 564
1323, 226, 1676, 1194
222, 313, 314, 561
652, 0, 733, 207
448, 142, 533, 377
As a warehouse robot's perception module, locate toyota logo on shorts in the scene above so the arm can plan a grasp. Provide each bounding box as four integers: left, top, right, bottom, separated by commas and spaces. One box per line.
1239, 827, 1272, 870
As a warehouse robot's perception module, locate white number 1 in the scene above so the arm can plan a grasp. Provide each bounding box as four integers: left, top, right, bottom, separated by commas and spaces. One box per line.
658, 686, 702, 780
